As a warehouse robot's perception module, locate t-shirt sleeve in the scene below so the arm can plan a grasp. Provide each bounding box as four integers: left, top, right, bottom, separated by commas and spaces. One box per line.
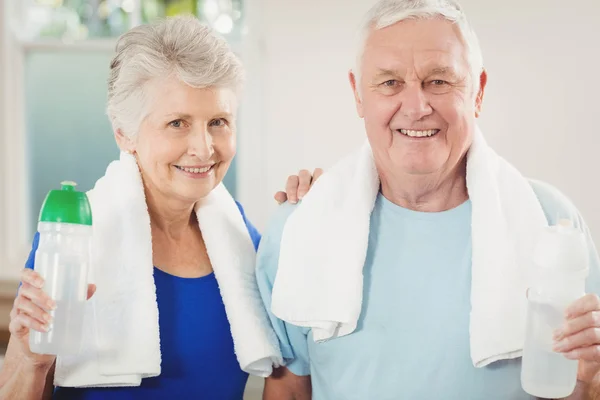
255, 203, 311, 376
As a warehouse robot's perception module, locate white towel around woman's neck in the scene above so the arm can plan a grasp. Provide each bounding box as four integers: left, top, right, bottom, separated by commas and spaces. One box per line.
54, 152, 282, 387
271, 127, 548, 368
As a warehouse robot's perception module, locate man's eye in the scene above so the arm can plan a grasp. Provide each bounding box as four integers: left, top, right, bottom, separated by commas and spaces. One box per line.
382, 80, 399, 87
210, 118, 228, 127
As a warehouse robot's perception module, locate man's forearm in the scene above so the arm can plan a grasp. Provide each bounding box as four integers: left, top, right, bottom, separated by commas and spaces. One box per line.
553, 379, 600, 400
578, 379, 600, 400
0, 361, 54, 400
263, 367, 312, 400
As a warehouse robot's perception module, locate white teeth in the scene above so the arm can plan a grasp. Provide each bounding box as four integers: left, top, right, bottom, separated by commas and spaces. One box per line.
399, 129, 439, 137
179, 166, 212, 174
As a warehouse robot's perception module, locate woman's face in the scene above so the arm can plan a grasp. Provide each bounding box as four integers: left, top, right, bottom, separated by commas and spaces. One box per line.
116, 76, 238, 207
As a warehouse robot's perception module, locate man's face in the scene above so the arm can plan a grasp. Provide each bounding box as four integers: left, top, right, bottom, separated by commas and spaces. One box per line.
350, 18, 486, 179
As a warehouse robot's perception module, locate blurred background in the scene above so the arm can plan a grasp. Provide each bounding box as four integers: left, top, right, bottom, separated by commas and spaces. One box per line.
0, 0, 598, 398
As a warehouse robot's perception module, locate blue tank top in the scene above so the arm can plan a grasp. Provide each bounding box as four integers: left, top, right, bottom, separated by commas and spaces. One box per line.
24, 202, 261, 400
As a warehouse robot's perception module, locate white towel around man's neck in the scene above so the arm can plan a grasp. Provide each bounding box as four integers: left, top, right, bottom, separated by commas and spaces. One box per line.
271, 127, 548, 368
54, 152, 282, 387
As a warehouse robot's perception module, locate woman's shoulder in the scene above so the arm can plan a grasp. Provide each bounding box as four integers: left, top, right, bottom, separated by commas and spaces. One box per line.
24, 200, 262, 270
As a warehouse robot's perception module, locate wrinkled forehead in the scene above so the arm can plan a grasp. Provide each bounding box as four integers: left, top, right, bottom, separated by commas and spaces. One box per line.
143, 76, 238, 120
362, 17, 470, 76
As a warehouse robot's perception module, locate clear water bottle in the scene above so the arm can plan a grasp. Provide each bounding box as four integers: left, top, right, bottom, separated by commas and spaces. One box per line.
29, 181, 93, 356
521, 219, 589, 398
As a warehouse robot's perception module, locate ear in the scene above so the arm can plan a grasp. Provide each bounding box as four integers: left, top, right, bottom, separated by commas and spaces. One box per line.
474, 69, 488, 118
349, 70, 365, 118
114, 128, 136, 153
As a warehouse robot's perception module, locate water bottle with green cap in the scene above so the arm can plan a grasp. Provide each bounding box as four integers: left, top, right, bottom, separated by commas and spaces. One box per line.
29, 181, 93, 356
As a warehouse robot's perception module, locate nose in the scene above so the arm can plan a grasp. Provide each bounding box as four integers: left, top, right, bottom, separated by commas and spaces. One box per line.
399, 83, 433, 121
188, 127, 214, 161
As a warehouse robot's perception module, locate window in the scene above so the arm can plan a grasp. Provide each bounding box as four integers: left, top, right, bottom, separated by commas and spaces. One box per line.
20, 0, 244, 41
0, 0, 254, 280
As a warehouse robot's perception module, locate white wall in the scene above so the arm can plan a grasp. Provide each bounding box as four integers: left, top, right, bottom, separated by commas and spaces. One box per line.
238, 0, 375, 228
239, 0, 600, 245
469, 0, 600, 242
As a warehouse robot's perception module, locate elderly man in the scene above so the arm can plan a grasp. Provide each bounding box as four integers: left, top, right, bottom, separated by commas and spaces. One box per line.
257, 0, 600, 399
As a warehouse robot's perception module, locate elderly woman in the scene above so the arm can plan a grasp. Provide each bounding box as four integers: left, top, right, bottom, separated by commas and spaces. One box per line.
0, 16, 317, 400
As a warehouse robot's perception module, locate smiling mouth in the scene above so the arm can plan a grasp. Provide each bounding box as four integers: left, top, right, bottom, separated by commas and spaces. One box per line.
397, 129, 440, 138
174, 165, 215, 174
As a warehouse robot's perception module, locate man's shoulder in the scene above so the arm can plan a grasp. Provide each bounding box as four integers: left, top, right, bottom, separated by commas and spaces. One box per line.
256, 180, 588, 278
528, 179, 584, 228
256, 202, 299, 278
266, 202, 299, 234
265, 180, 582, 224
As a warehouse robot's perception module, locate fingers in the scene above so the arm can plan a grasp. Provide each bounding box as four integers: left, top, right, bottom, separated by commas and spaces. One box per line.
296, 170, 312, 200
563, 345, 600, 362
285, 175, 300, 204
566, 294, 600, 319
10, 293, 51, 336
20, 268, 44, 289
277, 167, 325, 205
10, 271, 96, 339
313, 168, 324, 182
555, 310, 600, 341
554, 327, 600, 354
9, 271, 55, 337
274, 191, 288, 205
87, 284, 97, 300
18, 282, 55, 311
15, 296, 51, 327
552, 294, 600, 361
9, 311, 49, 335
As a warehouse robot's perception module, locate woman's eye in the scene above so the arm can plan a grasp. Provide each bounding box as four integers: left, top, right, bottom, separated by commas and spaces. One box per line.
169, 119, 184, 128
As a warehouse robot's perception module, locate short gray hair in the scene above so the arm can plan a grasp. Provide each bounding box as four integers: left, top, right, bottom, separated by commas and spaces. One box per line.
107, 15, 244, 137
355, 0, 483, 95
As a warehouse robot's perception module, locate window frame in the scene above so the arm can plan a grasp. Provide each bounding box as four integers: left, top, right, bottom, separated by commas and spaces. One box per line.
1, 0, 31, 281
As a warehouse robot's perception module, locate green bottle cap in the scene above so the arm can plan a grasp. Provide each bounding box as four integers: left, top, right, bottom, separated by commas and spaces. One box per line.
39, 181, 92, 226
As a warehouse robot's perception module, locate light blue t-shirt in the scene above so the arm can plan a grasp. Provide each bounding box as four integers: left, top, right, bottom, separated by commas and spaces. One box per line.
256, 180, 600, 400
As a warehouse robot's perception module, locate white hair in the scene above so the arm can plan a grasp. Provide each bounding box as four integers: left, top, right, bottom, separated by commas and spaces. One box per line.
106, 15, 244, 137
355, 0, 483, 95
